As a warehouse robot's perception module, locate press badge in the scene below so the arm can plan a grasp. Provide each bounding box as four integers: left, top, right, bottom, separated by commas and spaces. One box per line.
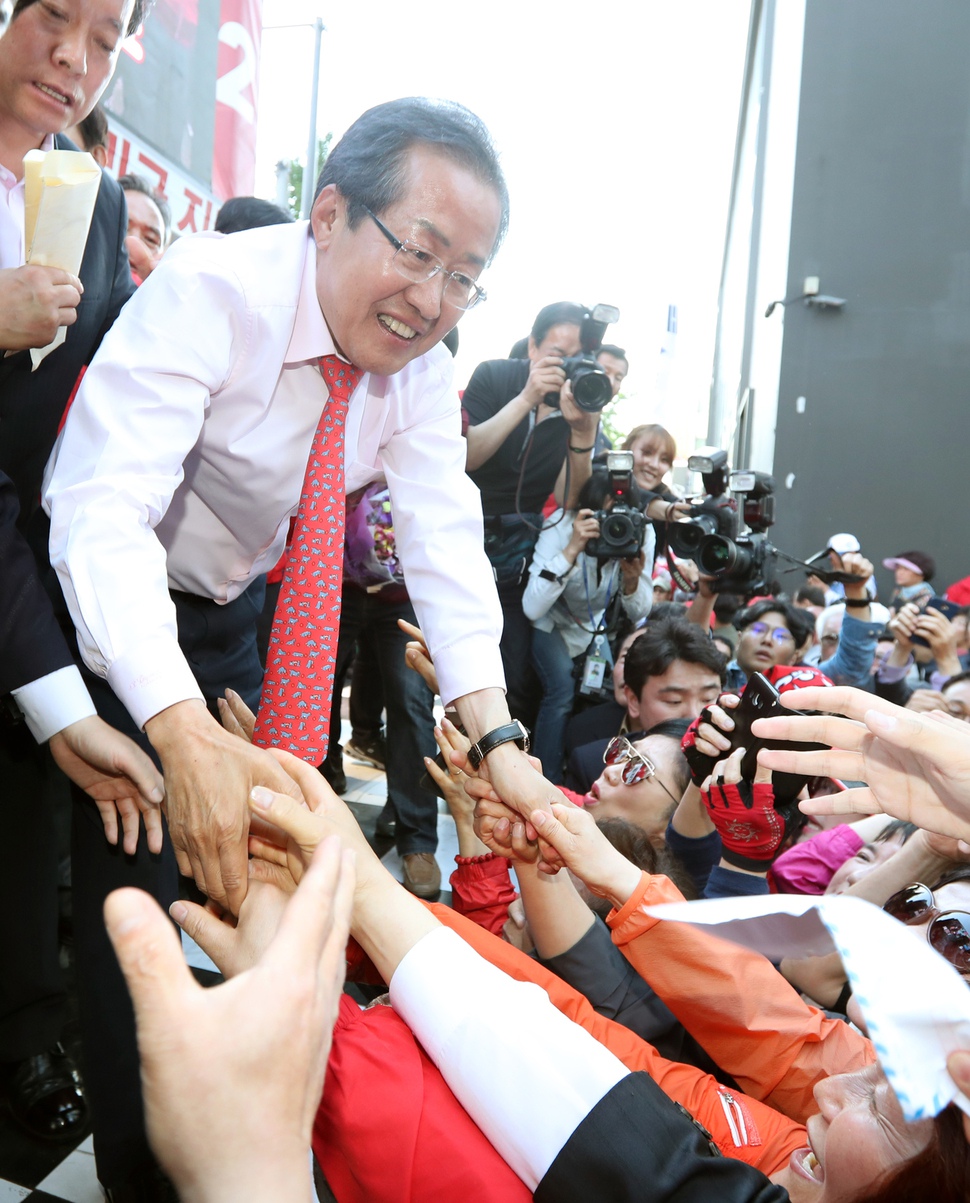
580, 634, 612, 696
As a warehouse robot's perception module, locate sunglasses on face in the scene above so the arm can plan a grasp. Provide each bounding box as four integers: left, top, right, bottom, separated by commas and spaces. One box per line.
883, 882, 970, 973
603, 737, 680, 807
747, 621, 794, 644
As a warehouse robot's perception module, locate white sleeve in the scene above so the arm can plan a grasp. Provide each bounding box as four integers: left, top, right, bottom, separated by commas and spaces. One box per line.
388, 926, 629, 1189
11, 665, 96, 743
43, 248, 245, 728
521, 511, 576, 622
380, 366, 506, 708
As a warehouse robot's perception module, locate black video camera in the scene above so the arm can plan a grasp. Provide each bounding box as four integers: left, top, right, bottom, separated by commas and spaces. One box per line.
585, 451, 648, 560
544, 303, 620, 413
667, 448, 778, 596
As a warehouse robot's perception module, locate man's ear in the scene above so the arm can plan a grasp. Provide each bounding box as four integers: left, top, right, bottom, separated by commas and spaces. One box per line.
310, 185, 340, 249
624, 684, 641, 721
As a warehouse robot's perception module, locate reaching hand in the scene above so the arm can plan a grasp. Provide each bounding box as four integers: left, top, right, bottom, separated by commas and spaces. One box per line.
469, 788, 542, 864
146, 700, 304, 913
217, 688, 256, 742
104, 836, 354, 1203
527, 802, 643, 905
700, 746, 782, 870
888, 603, 920, 658
681, 694, 741, 783
398, 617, 441, 696
423, 720, 475, 828
913, 606, 961, 671
754, 686, 970, 843
247, 749, 378, 893
50, 715, 165, 855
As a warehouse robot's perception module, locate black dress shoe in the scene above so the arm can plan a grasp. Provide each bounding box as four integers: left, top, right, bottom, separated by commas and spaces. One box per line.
375, 801, 397, 838
1, 1043, 88, 1141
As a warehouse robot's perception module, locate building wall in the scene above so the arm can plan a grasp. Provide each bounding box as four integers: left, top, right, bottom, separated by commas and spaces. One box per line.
768, 0, 970, 596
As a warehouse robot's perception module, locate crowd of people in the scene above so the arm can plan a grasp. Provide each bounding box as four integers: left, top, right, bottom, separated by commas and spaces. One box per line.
2, 1, 970, 1201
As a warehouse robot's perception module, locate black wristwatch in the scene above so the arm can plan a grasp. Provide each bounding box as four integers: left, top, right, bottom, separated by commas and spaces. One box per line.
467, 720, 530, 770
842, 597, 870, 608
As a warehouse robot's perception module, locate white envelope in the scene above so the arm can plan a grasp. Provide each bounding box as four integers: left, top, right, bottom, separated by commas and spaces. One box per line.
646, 892, 970, 1122
23, 148, 103, 369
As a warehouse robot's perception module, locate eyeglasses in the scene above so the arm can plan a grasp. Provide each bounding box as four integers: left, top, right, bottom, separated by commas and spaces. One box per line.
747, 621, 794, 644
603, 736, 681, 807
883, 882, 970, 973
363, 207, 487, 311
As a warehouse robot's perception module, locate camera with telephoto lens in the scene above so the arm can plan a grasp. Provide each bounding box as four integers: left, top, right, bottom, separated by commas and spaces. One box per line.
667, 448, 778, 596
544, 303, 620, 413
585, 451, 648, 561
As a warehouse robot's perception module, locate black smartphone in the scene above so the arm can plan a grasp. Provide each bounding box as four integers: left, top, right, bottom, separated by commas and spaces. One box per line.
723, 672, 828, 800
910, 596, 963, 648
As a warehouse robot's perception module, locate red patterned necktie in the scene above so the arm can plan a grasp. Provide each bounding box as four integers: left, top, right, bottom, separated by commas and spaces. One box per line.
254, 356, 364, 761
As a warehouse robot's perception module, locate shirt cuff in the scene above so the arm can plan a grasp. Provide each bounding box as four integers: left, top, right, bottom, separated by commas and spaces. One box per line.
876, 656, 913, 684
11, 666, 97, 743
106, 631, 205, 730
434, 633, 507, 710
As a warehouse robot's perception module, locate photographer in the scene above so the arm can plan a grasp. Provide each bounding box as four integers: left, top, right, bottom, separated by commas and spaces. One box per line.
523, 466, 654, 781
463, 302, 603, 721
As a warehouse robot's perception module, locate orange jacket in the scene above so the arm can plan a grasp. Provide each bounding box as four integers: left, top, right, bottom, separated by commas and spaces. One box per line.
607, 871, 875, 1123
428, 902, 808, 1176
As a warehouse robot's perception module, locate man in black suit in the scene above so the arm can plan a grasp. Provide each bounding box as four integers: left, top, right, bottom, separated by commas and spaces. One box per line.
564, 619, 726, 793
0, 472, 162, 1140
0, 0, 156, 1190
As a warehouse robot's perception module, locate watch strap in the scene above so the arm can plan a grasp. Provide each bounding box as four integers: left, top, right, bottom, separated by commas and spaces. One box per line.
467, 720, 530, 770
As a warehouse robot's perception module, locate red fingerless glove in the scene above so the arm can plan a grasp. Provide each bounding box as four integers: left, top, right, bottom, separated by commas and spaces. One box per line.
701, 779, 784, 870
681, 708, 717, 788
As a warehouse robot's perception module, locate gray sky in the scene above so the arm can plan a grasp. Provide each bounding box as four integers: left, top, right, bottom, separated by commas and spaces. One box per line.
254, 0, 750, 452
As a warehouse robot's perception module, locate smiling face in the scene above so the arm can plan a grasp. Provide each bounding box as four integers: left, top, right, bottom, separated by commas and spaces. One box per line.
824, 833, 905, 895
778, 1063, 935, 1203
628, 432, 674, 492
124, 187, 165, 279
0, 0, 133, 171
310, 145, 501, 377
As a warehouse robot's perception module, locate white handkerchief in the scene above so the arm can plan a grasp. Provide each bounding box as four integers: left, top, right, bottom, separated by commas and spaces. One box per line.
646, 892, 970, 1122
23, 148, 102, 370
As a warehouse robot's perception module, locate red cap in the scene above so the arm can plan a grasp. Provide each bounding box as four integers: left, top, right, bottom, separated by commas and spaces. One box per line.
765, 664, 833, 692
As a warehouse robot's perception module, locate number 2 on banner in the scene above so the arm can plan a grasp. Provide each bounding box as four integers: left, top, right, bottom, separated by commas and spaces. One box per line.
216, 22, 257, 124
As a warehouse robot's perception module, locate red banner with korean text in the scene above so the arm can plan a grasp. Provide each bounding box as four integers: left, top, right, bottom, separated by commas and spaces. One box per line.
213, 0, 262, 200
102, 0, 262, 206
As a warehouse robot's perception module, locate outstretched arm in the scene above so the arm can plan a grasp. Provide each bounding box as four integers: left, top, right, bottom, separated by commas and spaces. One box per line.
754, 686, 970, 843
105, 835, 354, 1203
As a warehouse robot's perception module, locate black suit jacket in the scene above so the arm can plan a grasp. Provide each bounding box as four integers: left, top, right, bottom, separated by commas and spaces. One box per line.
0, 470, 73, 696
0, 133, 134, 527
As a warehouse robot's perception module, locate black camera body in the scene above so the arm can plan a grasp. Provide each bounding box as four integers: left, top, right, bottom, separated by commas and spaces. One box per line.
586, 451, 648, 561
544, 303, 620, 413
667, 449, 778, 596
